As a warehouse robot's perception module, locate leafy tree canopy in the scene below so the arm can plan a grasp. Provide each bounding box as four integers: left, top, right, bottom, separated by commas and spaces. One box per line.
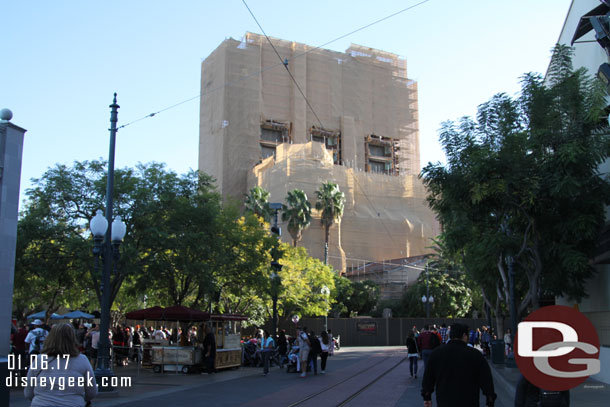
421, 45, 610, 317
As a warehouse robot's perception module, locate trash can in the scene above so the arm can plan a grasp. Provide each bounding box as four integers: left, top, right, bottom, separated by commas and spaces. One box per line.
491, 340, 505, 364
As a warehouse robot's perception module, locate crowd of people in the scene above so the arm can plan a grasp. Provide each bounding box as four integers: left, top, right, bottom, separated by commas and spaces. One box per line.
11, 318, 571, 406
410, 323, 570, 407
242, 326, 335, 378
10, 319, 212, 374
10, 321, 98, 407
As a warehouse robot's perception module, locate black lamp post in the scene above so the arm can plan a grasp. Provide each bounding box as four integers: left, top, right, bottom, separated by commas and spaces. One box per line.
421, 264, 434, 318
269, 270, 281, 340
269, 202, 283, 339
88, 94, 126, 389
321, 286, 330, 331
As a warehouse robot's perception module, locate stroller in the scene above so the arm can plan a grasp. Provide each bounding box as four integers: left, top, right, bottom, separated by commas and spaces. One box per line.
242, 342, 261, 367
285, 345, 301, 373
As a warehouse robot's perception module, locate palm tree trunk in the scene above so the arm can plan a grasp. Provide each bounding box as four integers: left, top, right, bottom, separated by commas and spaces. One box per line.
324, 226, 330, 264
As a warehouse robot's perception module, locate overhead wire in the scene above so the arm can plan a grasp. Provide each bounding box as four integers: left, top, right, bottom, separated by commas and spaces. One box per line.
239, 0, 428, 253
241, 0, 325, 129
117, 0, 432, 130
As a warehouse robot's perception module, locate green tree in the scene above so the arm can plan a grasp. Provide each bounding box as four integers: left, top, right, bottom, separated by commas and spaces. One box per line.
14, 160, 141, 320
211, 210, 279, 316
315, 181, 345, 264
345, 280, 379, 316
14, 202, 90, 324
421, 45, 610, 326
132, 169, 222, 307
399, 267, 472, 318
282, 189, 312, 247
330, 275, 352, 317
274, 245, 335, 322
244, 186, 272, 222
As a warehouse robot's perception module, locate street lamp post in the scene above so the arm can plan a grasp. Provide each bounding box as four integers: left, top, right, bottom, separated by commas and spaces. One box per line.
270, 271, 280, 340
321, 286, 330, 332
269, 202, 283, 340
88, 94, 127, 390
421, 265, 434, 318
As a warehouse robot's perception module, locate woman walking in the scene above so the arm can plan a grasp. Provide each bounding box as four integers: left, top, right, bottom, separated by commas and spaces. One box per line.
406, 331, 419, 378
319, 331, 330, 374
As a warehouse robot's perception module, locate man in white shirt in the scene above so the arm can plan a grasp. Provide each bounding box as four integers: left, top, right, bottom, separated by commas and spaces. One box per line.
24, 320, 47, 354
153, 327, 167, 341
87, 324, 101, 369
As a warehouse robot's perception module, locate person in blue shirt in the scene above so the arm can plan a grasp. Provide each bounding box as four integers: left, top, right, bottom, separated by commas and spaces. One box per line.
261, 330, 275, 376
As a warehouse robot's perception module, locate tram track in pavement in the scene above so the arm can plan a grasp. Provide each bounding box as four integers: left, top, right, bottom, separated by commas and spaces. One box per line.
287, 354, 407, 407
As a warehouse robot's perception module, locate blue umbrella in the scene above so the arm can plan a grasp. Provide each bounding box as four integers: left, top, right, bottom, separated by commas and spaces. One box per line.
60, 310, 95, 319
26, 311, 63, 320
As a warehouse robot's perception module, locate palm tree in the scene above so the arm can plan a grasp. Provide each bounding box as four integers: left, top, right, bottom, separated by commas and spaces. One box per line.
244, 186, 271, 221
282, 189, 312, 247
315, 182, 345, 264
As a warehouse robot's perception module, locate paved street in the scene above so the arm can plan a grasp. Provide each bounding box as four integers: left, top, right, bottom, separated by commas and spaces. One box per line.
9, 346, 606, 406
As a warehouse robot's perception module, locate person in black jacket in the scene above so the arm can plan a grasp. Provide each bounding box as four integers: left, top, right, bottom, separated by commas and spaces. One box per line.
202, 323, 216, 374
277, 330, 288, 368
406, 331, 419, 378
307, 330, 321, 375
421, 323, 496, 407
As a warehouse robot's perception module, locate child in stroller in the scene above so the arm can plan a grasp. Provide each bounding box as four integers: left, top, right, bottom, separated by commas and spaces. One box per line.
286, 345, 301, 373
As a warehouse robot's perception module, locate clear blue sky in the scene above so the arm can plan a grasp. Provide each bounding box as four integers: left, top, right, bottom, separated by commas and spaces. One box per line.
4, 0, 573, 207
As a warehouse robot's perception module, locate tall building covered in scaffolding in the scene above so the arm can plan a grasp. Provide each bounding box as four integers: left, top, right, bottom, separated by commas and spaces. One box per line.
199, 32, 439, 274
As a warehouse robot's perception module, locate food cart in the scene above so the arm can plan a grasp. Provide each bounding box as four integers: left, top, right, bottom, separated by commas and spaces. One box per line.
151, 345, 203, 373
125, 306, 247, 373
210, 314, 248, 369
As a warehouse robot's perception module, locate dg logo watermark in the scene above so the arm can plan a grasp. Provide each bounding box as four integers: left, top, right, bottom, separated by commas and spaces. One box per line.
515, 305, 601, 391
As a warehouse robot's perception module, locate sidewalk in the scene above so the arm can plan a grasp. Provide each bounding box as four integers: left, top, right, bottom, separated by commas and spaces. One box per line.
489, 361, 608, 406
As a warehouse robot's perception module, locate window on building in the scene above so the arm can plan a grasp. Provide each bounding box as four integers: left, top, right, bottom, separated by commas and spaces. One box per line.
369, 160, 388, 174
310, 127, 341, 165
261, 128, 283, 143
365, 135, 398, 175
312, 135, 325, 144
369, 145, 385, 157
259, 121, 290, 161
261, 145, 276, 159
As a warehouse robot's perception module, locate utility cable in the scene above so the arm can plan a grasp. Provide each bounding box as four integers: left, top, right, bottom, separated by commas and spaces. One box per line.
241, 0, 325, 129
292, 0, 430, 61
117, 0, 432, 130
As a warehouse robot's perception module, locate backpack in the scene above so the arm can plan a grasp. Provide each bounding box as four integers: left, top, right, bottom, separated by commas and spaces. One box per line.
538, 389, 569, 407
310, 335, 322, 353
468, 329, 478, 344
31, 330, 45, 353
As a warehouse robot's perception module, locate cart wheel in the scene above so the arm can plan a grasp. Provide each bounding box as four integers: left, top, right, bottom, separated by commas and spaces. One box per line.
182, 366, 190, 374
153, 365, 162, 373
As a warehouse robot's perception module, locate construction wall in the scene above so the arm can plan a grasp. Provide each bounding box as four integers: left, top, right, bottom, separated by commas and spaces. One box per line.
248, 143, 439, 272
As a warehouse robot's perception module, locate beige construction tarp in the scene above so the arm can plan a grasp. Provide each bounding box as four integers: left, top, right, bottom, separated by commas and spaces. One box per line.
199, 33, 438, 271
249, 142, 439, 273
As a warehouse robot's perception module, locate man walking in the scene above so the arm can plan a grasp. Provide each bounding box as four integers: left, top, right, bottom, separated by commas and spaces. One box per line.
417, 325, 440, 370
421, 323, 496, 407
